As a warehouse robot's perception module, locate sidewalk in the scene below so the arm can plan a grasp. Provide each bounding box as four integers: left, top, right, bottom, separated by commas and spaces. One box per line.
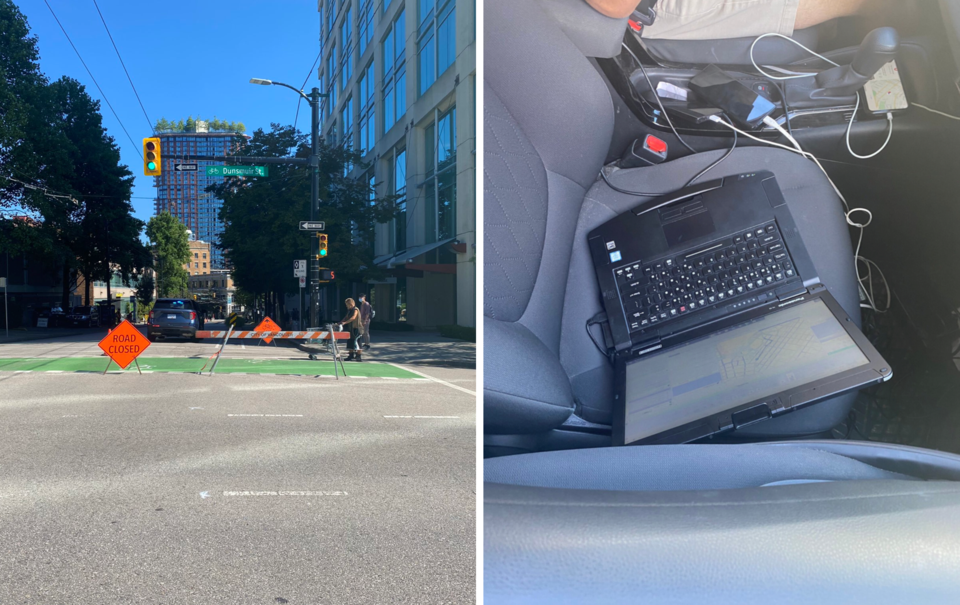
0, 326, 99, 344
289, 329, 475, 369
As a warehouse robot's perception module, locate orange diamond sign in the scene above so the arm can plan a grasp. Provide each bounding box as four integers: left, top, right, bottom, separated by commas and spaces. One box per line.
254, 316, 282, 343
98, 320, 151, 369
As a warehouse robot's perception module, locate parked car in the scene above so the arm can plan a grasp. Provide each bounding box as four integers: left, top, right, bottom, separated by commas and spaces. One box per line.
148, 298, 205, 341
65, 306, 99, 328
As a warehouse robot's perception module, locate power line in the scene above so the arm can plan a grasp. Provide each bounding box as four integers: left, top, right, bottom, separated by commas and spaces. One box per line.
42, 0, 144, 161
91, 0, 154, 133
293, 48, 324, 132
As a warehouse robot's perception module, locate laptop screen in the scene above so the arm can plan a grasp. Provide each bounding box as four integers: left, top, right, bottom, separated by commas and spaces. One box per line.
623, 298, 870, 444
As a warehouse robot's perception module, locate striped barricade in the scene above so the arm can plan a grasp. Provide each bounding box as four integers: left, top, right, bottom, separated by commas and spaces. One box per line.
195, 330, 350, 340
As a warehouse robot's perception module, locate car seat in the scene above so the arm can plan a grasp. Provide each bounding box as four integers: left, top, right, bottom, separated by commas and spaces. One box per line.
485, 0, 859, 443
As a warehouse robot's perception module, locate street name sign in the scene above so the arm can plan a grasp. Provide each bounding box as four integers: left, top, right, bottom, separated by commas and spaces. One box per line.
253, 317, 282, 344
98, 320, 150, 369
294, 259, 307, 278
174, 163, 198, 172
206, 165, 268, 177
299, 221, 325, 231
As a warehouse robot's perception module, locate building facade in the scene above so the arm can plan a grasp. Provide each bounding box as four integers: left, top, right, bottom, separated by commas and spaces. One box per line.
185, 239, 212, 276
153, 126, 248, 270
187, 270, 236, 316
317, 0, 476, 328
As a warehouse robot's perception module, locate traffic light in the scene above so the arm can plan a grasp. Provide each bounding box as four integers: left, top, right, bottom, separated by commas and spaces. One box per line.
143, 137, 161, 176
318, 233, 329, 257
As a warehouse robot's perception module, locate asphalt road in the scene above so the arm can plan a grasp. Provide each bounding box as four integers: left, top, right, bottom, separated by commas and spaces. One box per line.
0, 331, 476, 604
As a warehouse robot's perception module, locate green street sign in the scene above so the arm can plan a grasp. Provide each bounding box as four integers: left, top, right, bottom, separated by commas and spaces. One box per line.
205, 165, 268, 177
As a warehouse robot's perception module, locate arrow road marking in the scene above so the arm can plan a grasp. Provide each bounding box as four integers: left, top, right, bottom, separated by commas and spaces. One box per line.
200, 491, 211, 499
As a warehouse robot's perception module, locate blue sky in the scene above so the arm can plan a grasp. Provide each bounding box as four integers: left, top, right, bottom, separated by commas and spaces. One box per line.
17, 0, 322, 223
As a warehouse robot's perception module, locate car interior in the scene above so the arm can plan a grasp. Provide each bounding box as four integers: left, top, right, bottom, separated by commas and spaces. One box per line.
483, 0, 960, 601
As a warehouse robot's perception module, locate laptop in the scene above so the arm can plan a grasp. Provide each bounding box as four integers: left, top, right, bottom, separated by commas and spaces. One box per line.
588, 171, 891, 445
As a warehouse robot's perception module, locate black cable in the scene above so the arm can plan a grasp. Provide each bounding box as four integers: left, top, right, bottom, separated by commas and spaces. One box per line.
684, 127, 737, 186
43, 0, 143, 160
621, 42, 700, 154
91, 0, 154, 133
769, 79, 793, 139
585, 319, 610, 359
599, 169, 666, 197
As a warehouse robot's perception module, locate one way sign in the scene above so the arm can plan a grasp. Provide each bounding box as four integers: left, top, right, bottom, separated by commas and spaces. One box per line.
174, 163, 198, 171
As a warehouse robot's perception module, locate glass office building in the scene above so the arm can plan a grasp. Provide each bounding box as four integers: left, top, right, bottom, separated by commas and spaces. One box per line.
152, 130, 249, 269
317, 0, 476, 328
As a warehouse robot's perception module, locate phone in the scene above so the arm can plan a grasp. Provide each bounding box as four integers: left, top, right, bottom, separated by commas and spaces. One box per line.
689, 64, 777, 129
863, 60, 908, 113
670, 106, 724, 125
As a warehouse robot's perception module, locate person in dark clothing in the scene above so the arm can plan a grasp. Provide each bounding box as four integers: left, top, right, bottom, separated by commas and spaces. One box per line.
339, 298, 363, 362
358, 293, 372, 350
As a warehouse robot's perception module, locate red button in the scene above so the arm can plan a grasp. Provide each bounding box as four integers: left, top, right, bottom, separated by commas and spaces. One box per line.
644, 135, 667, 154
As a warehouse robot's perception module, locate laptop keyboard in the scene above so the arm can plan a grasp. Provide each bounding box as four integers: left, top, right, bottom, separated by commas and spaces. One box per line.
614, 221, 800, 333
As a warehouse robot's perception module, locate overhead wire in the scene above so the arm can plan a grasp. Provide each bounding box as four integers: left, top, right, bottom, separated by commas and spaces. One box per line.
42, 0, 143, 160
91, 0, 154, 133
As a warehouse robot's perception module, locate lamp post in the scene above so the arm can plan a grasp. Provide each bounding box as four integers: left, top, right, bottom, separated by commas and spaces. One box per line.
250, 78, 328, 328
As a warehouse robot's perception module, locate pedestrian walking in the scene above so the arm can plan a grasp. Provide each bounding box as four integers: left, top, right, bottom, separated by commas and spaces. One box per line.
338, 298, 363, 362
359, 293, 372, 350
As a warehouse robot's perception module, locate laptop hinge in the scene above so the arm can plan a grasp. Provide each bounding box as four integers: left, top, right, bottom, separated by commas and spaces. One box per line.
623, 337, 662, 359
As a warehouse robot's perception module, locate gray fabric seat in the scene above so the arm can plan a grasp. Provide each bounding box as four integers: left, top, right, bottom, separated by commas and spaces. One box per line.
484, 0, 858, 438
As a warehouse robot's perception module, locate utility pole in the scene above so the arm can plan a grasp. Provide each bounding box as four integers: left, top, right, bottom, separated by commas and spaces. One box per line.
308, 86, 322, 328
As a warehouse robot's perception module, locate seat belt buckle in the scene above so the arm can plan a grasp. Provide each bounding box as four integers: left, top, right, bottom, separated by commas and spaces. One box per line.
631, 5, 657, 28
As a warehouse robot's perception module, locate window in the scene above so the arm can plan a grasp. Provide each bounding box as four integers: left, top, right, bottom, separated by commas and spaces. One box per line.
382, 10, 406, 131
359, 61, 376, 155
195, 262, 199, 268
203, 262, 207, 269
422, 106, 456, 244
327, 46, 338, 110
340, 7, 353, 91
202, 253, 207, 259
394, 148, 407, 251
418, 0, 455, 96
358, 0, 374, 55
194, 252, 198, 258
326, 0, 336, 33
342, 96, 354, 175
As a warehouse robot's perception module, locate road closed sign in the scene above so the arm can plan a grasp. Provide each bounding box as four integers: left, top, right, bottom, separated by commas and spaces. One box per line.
254, 317, 282, 344
98, 320, 150, 369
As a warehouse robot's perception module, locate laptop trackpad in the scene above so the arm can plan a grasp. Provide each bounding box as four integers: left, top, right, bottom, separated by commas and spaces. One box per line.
662, 210, 716, 247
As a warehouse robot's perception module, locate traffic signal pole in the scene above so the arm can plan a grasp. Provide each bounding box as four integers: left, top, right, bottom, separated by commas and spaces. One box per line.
309, 86, 321, 328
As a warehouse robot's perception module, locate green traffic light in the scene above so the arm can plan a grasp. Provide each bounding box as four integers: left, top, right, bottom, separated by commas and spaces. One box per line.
147, 161, 157, 171
320, 249, 327, 256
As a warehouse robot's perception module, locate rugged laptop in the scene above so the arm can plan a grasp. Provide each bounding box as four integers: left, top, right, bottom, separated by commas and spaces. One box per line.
588, 171, 891, 445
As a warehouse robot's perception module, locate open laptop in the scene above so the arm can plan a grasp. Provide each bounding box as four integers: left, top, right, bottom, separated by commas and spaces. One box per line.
588, 171, 891, 445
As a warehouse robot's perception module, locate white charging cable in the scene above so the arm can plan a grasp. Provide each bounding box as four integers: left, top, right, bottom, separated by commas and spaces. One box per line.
751, 33, 894, 159
749, 32, 839, 80
708, 113, 891, 312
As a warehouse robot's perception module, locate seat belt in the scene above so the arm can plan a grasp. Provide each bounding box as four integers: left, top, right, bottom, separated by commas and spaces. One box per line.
630, 0, 658, 31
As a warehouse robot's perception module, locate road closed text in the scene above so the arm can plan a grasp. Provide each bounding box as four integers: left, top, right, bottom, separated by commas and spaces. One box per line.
106, 333, 144, 355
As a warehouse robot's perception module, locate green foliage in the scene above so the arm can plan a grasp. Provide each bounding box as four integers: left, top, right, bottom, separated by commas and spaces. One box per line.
146, 211, 190, 297
154, 116, 245, 133
208, 124, 402, 304
438, 324, 476, 342
136, 274, 155, 307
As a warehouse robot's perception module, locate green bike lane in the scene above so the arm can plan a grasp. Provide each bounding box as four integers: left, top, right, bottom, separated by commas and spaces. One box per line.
0, 357, 421, 378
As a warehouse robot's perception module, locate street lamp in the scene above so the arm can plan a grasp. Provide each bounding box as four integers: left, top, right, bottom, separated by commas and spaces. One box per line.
249, 78, 328, 328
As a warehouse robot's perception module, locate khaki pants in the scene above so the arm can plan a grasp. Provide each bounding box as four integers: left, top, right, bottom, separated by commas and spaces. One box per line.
644, 0, 801, 40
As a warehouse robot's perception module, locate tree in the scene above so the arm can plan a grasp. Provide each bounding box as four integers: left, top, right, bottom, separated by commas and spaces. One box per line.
185, 116, 196, 132
209, 124, 399, 320
146, 211, 190, 298
135, 274, 155, 306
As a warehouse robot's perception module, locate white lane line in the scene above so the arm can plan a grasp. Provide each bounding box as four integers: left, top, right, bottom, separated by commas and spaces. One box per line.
387, 364, 476, 396
384, 415, 460, 419
222, 490, 346, 497
224, 412, 302, 418
46, 370, 64, 374
228, 383, 336, 392
381, 377, 398, 380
